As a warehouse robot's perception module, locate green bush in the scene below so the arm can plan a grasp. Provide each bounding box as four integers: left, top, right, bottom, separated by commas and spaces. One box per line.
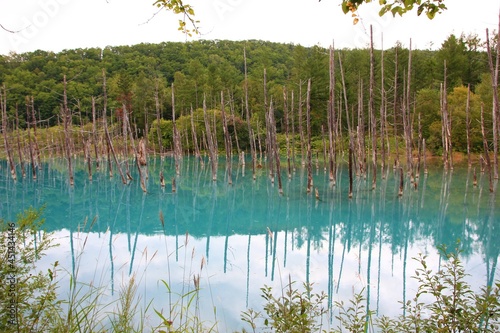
0, 208, 62, 332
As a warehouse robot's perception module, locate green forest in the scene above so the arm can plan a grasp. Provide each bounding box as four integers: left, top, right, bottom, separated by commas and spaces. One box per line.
0, 34, 499, 176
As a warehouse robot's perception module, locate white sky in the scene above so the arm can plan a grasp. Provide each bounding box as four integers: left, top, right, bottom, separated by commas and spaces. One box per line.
0, 0, 499, 55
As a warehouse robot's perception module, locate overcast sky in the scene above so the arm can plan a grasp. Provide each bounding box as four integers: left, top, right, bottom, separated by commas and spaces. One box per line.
0, 0, 499, 55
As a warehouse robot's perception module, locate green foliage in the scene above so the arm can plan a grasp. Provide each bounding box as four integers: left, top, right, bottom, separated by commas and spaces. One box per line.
242, 277, 328, 333
153, 0, 200, 36
149, 118, 174, 150
415, 88, 440, 141
448, 86, 483, 153
333, 289, 373, 333
342, 0, 447, 19
0, 207, 62, 333
149, 107, 250, 153
1, 37, 496, 157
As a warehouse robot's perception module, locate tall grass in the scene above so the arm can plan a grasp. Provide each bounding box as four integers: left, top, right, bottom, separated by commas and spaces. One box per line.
1, 208, 188, 332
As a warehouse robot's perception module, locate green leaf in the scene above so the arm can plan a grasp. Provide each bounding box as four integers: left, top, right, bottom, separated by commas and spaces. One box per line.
341, 1, 349, 14
379, 4, 391, 16
417, 5, 424, 16
391, 6, 404, 17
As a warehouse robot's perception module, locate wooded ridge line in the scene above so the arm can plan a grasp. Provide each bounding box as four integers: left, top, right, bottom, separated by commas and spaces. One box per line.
0, 32, 499, 193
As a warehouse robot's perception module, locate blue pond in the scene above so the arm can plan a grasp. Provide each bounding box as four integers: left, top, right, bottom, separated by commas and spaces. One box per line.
1, 157, 499, 331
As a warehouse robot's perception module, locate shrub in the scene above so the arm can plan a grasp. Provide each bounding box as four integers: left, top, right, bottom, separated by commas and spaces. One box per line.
0, 207, 62, 332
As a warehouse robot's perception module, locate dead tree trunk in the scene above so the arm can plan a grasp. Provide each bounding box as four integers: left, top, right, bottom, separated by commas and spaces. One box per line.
481, 103, 494, 192
466, 84, 472, 169
263, 69, 274, 182
440, 82, 447, 169
339, 51, 351, 142
103, 70, 127, 184
124, 106, 147, 192
190, 106, 202, 164
244, 47, 256, 179
1, 85, 16, 180
154, 79, 163, 157
291, 90, 296, 172
15, 104, 26, 178
283, 86, 292, 179
203, 95, 217, 181
221, 91, 232, 185
26, 117, 36, 180
91, 96, 100, 170
322, 125, 327, 172
357, 79, 365, 177
256, 119, 263, 164
298, 82, 305, 167
348, 141, 353, 199
172, 83, 182, 176
393, 46, 400, 169
423, 138, 428, 174
26, 102, 36, 180
417, 112, 422, 178
486, 27, 500, 179
122, 102, 132, 180
380, 34, 387, 179
405, 40, 414, 174
441, 62, 453, 171
30, 96, 41, 165
328, 44, 336, 184
77, 101, 86, 158
399, 167, 404, 196
369, 26, 377, 189
228, 90, 241, 164
62, 75, 74, 186
84, 139, 92, 181
306, 79, 313, 193
269, 100, 283, 194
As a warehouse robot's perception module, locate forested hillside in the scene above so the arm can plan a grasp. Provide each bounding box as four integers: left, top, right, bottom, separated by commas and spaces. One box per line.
0, 35, 497, 157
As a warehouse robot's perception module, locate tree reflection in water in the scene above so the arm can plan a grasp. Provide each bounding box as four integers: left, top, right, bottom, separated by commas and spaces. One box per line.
0, 157, 498, 331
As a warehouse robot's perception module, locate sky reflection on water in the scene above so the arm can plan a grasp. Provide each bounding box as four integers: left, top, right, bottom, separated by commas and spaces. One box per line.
1, 157, 499, 331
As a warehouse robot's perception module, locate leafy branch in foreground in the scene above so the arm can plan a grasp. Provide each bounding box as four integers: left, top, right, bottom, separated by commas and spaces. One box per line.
341, 0, 447, 23
153, 0, 200, 36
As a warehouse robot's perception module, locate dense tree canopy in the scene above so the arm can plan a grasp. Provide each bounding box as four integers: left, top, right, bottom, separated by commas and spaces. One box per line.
0, 34, 497, 154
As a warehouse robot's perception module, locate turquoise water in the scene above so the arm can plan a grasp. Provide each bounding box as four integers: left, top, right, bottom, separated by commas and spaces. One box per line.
1, 157, 499, 331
